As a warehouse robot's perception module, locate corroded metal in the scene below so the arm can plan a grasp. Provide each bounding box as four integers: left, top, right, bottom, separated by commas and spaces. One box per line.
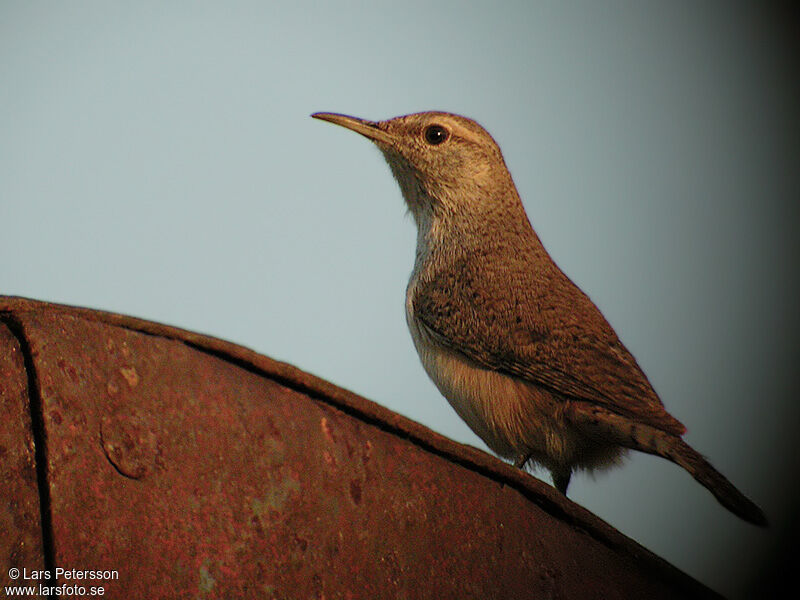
0, 322, 45, 586
0, 296, 719, 599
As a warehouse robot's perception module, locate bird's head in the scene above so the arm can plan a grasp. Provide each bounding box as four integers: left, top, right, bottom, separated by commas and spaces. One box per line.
312, 111, 520, 228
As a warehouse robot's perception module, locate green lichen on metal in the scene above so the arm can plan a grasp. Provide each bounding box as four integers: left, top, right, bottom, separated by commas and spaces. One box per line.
197, 558, 216, 596
251, 475, 301, 515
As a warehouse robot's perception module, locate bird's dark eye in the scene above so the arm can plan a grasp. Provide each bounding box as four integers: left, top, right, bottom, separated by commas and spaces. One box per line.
423, 124, 449, 145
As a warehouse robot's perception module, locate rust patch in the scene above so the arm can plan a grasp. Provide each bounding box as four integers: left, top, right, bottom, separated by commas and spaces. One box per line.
119, 366, 140, 388
0, 322, 46, 586
100, 408, 162, 480
349, 479, 362, 505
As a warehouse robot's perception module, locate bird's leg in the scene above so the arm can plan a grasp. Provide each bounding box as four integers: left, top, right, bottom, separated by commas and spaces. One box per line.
514, 453, 531, 470
552, 469, 572, 495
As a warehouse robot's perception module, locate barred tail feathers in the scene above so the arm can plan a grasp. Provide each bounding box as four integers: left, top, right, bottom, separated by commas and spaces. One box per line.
570, 403, 767, 527
665, 437, 767, 527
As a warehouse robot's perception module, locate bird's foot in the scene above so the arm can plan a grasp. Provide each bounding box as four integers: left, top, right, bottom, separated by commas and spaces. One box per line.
514, 454, 531, 470
552, 470, 572, 495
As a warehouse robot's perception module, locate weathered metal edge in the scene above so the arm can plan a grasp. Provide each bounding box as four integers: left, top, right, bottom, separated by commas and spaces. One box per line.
0, 295, 720, 598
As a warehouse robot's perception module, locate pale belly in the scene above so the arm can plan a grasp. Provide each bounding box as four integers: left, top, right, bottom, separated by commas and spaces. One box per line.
406, 291, 554, 461
404, 288, 624, 473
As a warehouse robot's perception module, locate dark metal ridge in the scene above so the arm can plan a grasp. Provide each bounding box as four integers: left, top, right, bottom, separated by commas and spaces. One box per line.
0, 312, 57, 594
0, 295, 720, 598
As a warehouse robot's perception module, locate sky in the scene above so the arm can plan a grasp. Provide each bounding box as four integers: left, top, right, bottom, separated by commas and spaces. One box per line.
2, 2, 798, 597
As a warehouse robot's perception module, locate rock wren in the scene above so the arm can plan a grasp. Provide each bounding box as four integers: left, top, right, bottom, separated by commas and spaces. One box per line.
312, 110, 766, 526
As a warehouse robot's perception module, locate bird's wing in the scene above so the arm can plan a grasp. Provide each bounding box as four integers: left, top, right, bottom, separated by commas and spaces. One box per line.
411, 258, 686, 436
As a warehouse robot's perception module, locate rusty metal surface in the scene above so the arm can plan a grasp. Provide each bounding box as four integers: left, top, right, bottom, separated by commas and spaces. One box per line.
0, 296, 719, 599
0, 322, 45, 586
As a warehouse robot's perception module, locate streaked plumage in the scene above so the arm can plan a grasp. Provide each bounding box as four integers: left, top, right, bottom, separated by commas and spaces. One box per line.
313, 110, 766, 526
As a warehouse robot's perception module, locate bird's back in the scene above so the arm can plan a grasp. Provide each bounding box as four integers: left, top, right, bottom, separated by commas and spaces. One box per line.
408, 222, 687, 437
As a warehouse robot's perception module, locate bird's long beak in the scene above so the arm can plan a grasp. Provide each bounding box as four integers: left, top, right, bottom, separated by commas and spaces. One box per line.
311, 112, 394, 145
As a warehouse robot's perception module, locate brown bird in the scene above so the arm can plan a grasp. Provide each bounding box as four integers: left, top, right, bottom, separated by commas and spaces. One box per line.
312, 110, 766, 526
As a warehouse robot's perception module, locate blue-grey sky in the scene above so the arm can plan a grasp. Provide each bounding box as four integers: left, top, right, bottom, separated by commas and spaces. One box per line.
2, 2, 797, 596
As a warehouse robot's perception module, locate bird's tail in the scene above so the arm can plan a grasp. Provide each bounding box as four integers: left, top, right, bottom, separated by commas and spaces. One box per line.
571, 404, 767, 526
660, 436, 767, 527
